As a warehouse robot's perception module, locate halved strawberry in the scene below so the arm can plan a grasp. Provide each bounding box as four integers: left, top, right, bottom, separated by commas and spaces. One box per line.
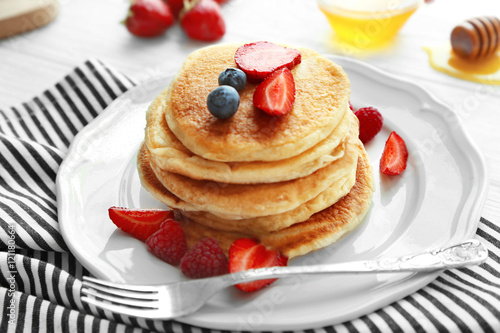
108, 207, 174, 242
380, 131, 409, 175
235, 42, 301, 82
228, 238, 288, 292
253, 67, 296, 116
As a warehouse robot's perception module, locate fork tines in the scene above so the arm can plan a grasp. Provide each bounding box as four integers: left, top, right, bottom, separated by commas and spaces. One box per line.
81, 276, 163, 318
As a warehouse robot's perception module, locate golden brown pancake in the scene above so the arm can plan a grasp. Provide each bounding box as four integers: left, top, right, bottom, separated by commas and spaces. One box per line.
137, 42, 374, 260
137, 141, 374, 259
139, 141, 357, 235
176, 146, 374, 259
147, 125, 359, 220
145, 85, 355, 184
165, 43, 351, 162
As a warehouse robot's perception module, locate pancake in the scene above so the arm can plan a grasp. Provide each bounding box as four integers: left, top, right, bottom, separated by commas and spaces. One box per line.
145, 85, 355, 184
139, 140, 357, 235
165, 43, 351, 162
176, 145, 374, 259
181, 165, 356, 235
137, 42, 374, 261
148, 125, 359, 220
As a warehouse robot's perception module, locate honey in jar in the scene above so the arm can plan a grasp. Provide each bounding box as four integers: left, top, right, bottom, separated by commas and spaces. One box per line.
318, 0, 421, 48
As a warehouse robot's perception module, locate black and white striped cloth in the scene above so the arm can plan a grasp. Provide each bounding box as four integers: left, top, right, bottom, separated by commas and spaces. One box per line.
0, 59, 499, 333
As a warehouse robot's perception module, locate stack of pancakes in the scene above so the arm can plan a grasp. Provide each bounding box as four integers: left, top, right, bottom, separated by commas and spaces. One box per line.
138, 43, 374, 259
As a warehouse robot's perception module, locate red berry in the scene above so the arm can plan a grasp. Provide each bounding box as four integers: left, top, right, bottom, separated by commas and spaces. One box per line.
235, 42, 302, 82
253, 67, 296, 116
380, 131, 409, 175
145, 219, 188, 266
167, 0, 184, 18
180, 238, 228, 278
228, 238, 288, 292
124, 0, 175, 38
108, 207, 174, 242
354, 106, 384, 144
180, 0, 225, 42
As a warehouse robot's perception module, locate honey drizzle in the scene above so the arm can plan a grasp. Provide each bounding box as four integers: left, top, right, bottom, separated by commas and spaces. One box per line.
424, 44, 500, 85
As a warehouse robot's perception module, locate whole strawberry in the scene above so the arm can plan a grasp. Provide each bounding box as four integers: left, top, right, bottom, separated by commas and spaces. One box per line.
145, 219, 188, 266
125, 0, 175, 38
354, 106, 384, 144
167, 0, 184, 18
180, 237, 228, 279
169, 0, 228, 18
180, 0, 226, 42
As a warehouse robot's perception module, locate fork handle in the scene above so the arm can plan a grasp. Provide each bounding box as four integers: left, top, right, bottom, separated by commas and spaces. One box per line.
223, 239, 488, 285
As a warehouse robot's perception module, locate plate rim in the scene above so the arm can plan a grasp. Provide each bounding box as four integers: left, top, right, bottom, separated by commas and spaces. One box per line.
57, 54, 488, 331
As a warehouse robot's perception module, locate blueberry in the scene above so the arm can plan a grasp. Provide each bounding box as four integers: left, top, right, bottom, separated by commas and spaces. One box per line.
218, 68, 247, 91
207, 86, 240, 119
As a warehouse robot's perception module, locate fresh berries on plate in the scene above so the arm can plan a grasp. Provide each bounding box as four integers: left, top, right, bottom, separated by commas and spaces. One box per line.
180, 237, 228, 278
354, 106, 384, 144
207, 85, 240, 119
180, 0, 226, 42
124, 0, 175, 38
234, 41, 302, 82
108, 207, 174, 242
253, 67, 296, 116
228, 238, 288, 292
145, 219, 188, 266
380, 131, 409, 175
218, 68, 247, 91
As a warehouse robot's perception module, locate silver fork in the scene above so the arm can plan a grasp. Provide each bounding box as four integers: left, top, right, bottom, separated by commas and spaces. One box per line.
81, 239, 487, 319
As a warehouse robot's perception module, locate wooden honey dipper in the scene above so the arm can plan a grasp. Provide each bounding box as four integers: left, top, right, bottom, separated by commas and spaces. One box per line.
451, 16, 500, 60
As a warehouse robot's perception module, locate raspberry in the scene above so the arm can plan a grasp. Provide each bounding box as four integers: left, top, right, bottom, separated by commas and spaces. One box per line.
354, 107, 384, 144
145, 219, 188, 266
180, 238, 228, 279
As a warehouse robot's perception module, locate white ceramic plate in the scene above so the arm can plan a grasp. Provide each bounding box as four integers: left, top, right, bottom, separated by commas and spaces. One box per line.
57, 55, 488, 331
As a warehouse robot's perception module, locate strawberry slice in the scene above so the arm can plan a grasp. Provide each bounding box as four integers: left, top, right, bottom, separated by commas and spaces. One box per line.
108, 207, 174, 242
380, 131, 409, 175
235, 42, 301, 82
228, 238, 288, 292
253, 67, 296, 116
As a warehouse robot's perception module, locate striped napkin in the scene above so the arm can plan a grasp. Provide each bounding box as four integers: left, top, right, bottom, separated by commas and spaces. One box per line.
1, 59, 499, 333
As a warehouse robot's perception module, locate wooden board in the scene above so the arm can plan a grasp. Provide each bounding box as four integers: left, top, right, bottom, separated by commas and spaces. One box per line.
0, 0, 59, 40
